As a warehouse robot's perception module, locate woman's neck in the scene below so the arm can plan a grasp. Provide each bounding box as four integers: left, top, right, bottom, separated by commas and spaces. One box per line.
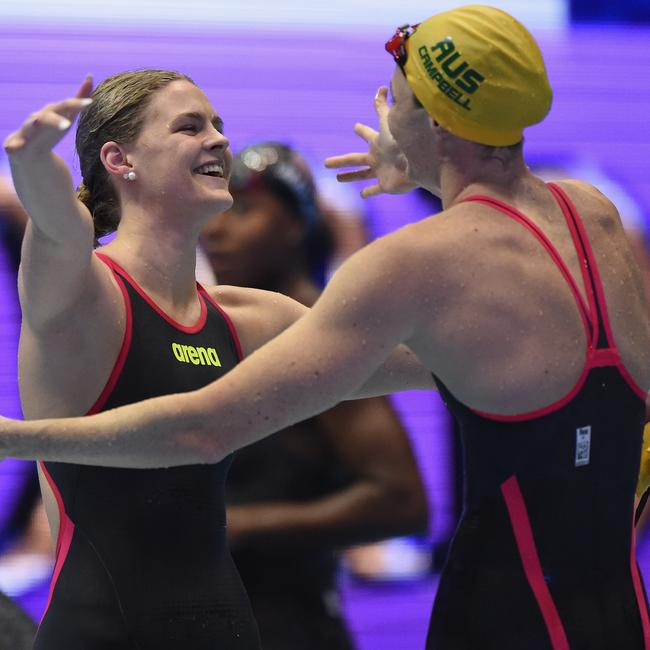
439, 147, 530, 209
99, 216, 201, 312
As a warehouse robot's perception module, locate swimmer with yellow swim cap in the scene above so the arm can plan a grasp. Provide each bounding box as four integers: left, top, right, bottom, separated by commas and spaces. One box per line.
2, 6, 650, 649
396, 5, 552, 147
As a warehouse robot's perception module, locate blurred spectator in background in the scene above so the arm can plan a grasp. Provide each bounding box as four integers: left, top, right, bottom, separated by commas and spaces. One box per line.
0, 175, 38, 646
0, 176, 27, 268
0, 469, 53, 620
0, 590, 35, 650
199, 142, 429, 650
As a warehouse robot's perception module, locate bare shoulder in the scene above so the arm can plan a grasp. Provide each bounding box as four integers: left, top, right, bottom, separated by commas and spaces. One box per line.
204, 283, 305, 319
385, 202, 491, 270
557, 178, 614, 205
555, 179, 622, 230
202, 284, 307, 356
322, 205, 478, 323
204, 283, 275, 310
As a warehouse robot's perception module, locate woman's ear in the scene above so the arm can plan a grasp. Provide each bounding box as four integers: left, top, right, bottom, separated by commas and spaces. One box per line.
100, 141, 132, 180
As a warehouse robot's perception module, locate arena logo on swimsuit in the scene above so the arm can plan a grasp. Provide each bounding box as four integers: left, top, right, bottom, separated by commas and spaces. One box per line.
171, 342, 221, 367
418, 38, 485, 111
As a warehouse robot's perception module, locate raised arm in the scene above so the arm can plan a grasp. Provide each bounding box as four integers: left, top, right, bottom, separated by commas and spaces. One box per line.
4, 77, 111, 330
1, 228, 432, 467
5, 78, 130, 421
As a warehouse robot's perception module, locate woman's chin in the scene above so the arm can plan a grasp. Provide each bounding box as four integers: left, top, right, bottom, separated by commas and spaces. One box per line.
205, 189, 233, 211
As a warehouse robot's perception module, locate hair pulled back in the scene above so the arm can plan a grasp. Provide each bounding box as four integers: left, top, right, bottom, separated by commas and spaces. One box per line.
75, 69, 195, 242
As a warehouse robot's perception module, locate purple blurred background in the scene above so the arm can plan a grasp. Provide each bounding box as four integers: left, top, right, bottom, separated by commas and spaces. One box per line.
1, 2, 650, 648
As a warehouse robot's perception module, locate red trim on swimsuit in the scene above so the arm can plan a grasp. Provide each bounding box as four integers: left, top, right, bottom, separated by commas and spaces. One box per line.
36, 462, 75, 629
198, 284, 244, 362
501, 475, 570, 650
549, 185, 646, 401
95, 252, 207, 334
87, 254, 134, 415
463, 184, 646, 422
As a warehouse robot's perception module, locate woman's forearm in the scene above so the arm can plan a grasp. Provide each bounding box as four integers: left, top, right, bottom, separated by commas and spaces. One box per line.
9, 152, 93, 244
2, 391, 214, 468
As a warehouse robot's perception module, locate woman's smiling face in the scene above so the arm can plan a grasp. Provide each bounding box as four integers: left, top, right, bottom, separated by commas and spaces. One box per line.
123, 79, 234, 218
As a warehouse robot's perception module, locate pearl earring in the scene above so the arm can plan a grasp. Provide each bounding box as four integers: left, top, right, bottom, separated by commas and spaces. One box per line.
123, 171, 137, 181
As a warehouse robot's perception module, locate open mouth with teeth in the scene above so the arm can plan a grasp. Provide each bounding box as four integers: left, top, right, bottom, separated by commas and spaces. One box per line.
194, 162, 225, 178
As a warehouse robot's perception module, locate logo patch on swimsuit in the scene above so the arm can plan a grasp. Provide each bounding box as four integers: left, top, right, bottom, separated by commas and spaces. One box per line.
575, 425, 591, 467
171, 342, 221, 367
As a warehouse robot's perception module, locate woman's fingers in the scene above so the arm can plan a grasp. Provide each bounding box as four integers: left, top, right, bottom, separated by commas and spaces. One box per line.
324, 153, 370, 169
360, 184, 383, 199
374, 86, 390, 120
44, 96, 93, 123
75, 75, 94, 100
324, 91, 391, 195
334, 168, 376, 183
353, 122, 378, 143
4, 93, 92, 155
5, 108, 75, 154
4, 113, 64, 153
4, 75, 94, 157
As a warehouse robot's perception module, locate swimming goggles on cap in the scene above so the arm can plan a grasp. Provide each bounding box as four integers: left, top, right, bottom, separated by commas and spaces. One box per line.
384, 23, 420, 68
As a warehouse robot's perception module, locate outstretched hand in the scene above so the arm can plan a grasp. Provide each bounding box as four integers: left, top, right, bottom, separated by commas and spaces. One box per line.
325, 86, 416, 198
3, 76, 94, 158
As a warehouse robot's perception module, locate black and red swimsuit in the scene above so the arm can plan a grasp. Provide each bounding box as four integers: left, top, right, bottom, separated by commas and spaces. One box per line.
33, 254, 261, 650
429, 184, 649, 649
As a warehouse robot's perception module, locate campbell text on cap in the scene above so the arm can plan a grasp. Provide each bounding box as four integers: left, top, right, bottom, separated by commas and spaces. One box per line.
401, 5, 553, 146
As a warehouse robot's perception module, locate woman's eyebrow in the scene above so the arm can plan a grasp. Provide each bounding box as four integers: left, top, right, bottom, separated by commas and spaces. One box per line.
173, 111, 203, 123
173, 112, 224, 131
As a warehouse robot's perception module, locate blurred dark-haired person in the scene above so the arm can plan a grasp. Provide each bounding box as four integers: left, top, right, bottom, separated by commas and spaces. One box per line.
0, 176, 36, 650
200, 142, 428, 650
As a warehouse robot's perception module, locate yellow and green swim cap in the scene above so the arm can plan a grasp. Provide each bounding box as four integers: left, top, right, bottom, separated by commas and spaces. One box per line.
389, 5, 552, 146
